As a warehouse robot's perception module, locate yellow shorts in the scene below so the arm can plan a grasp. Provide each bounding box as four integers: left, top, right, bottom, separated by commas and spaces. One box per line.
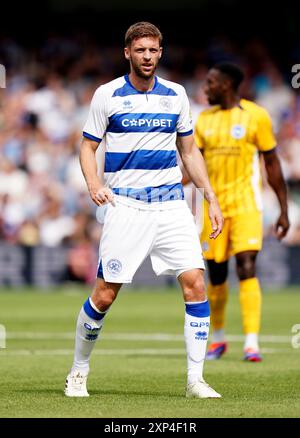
201, 208, 263, 263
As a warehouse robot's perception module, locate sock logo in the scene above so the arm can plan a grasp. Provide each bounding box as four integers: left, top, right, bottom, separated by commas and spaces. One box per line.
190, 322, 209, 328
84, 323, 102, 341
195, 331, 208, 340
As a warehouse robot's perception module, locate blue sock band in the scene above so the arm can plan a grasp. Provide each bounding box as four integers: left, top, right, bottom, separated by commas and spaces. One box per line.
83, 298, 106, 321
185, 300, 210, 318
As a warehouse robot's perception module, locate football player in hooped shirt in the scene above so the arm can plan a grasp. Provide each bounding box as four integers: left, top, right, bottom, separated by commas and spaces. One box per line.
65, 22, 223, 399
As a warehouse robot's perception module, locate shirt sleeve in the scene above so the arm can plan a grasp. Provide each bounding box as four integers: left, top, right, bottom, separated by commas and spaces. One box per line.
176, 88, 193, 137
194, 114, 205, 149
83, 87, 108, 143
256, 108, 277, 152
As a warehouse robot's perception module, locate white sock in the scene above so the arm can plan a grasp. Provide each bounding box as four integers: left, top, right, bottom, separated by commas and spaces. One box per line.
212, 329, 226, 343
184, 300, 210, 385
71, 297, 107, 375
244, 333, 259, 351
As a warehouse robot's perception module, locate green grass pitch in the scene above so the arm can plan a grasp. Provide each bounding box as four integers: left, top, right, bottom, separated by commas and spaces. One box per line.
0, 285, 300, 418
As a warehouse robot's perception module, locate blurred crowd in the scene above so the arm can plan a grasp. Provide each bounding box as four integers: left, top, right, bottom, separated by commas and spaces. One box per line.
0, 35, 300, 282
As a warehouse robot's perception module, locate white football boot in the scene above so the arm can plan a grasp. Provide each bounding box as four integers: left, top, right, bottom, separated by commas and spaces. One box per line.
64, 370, 89, 397
186, 380, 222, 399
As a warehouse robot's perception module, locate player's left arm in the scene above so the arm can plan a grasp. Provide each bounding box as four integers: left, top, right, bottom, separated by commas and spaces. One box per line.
177, 134, 223, 239
262, 149, 290, 239
256, 107, 290, 239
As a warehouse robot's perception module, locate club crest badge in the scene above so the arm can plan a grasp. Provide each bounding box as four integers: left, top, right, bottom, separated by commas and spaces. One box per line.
159, 97, 173, 111
107, 259, 122, 276
231, 124, 246, 139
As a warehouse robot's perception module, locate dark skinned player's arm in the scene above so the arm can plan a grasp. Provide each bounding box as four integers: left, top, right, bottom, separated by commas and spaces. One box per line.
262, 149, 290, 239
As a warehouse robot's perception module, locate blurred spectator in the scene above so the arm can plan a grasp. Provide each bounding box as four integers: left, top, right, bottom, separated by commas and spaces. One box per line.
38, 190, 76, 247
256, 62, 294, 133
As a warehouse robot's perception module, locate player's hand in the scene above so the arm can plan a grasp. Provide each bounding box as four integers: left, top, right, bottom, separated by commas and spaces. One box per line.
89, 184, 115, 206
275, 212, 289, 240
208, 196, 224, 239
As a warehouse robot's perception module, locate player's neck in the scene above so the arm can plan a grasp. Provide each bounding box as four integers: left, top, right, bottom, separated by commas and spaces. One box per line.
220, 95, 240, 110
128, 72, 156, 93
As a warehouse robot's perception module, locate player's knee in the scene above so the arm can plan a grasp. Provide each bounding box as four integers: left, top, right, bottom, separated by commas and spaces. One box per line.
183, 275, 206, 302
236, 258, 256, 280
207, 260, 228, 285
210, 272, 227, 285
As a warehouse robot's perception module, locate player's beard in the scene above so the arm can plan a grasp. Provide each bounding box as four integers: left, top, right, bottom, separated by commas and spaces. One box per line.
207, 91, 222, 106
131, 59, 158, 80
207, 94, 218, 105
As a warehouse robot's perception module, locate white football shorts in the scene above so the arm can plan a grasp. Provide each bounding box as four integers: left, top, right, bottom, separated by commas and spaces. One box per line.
97, 196, 205, 283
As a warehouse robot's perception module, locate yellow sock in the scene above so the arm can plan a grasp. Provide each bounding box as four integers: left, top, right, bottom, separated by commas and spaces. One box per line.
239, 278, 261, 334
207, 282, 228, 331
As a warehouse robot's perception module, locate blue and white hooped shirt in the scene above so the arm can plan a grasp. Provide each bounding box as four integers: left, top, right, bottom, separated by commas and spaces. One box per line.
83, 74, 193, 207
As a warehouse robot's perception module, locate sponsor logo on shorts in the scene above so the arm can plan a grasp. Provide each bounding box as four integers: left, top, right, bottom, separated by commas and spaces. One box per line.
248, 238, 259, 244
231, 124, 246, 139
202, 241, 209, 251
107, 259, 122, 276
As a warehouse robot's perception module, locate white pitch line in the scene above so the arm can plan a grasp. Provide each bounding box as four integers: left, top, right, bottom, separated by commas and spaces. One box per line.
5, 332, 183, 341
5, 332, 292, 343
0, 347, 293, 356
226, 335, 291, 343
0, 348, 185, 356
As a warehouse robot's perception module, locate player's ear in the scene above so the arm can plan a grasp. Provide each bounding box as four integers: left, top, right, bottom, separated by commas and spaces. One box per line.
159, 48, 163, 59
124, 47, 130, 60
223, 78, 231, 91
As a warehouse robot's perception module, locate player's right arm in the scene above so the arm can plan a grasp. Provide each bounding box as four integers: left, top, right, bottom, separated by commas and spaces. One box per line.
80, 86, 114, 206
79, 138, 114, 206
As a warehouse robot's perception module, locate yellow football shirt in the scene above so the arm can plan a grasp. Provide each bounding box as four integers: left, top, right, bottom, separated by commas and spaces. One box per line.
195, 99, 276, 218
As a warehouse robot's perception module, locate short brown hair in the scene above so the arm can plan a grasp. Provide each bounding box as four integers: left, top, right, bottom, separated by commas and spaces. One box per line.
125, 22, 163, 47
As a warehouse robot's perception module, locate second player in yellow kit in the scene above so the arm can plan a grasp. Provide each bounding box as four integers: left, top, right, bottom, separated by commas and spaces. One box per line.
197, 98, 275, 262
194, 63, 289, 361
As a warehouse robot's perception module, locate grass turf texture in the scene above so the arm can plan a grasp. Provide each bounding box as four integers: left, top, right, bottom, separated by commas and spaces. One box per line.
0, 286, 300, 418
